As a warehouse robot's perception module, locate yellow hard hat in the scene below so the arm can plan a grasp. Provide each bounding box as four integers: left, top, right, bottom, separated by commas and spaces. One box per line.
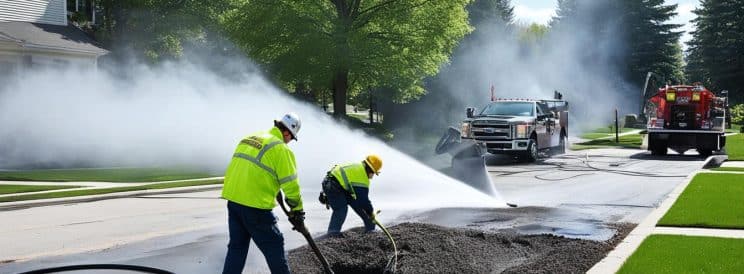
364, 154, 383, 175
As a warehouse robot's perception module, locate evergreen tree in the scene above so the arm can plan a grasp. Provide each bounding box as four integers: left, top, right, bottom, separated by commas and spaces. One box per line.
469, 0, 514, 26
686, 0, 744, 102
623, 0, 685, 85
549, 0, 578, 28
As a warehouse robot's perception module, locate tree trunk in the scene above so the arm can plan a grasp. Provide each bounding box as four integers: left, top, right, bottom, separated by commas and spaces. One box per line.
332, 69, 349, 117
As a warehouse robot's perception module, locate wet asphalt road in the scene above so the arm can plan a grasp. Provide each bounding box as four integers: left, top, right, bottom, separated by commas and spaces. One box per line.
0, 148, 704, 274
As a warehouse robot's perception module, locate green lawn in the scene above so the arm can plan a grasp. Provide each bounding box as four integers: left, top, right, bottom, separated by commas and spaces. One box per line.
0, 184, 80, 195
0, 178, 223, 203
571, 133, 643, 150
725, 124, 742, 134
618, 235, 744, 274
347, 113, 369, 121
0, 168, 218, 182
712, 167, 744, 172
579, 127, 636, 140
726, 134, 744, 160
658, 173, 744, 229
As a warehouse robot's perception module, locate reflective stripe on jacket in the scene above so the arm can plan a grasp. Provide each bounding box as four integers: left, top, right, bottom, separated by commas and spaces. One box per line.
329, 162, 370, 200
222, 127, 303, 211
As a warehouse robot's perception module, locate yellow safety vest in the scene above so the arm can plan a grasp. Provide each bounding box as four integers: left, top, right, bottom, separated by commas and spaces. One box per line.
222, 127, 303, 211
330, 162, 370, 200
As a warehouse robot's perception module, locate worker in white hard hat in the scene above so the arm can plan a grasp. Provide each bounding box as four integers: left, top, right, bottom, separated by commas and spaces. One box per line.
221, 113, 303, 274
319, 155, 383, 237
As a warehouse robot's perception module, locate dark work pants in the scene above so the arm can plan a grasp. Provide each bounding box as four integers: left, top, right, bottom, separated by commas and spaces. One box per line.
322, 179, 375, 235
223, 201, 290, 274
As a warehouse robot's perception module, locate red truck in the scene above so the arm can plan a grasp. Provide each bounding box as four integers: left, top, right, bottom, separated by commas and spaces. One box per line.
644, 84, 727, 157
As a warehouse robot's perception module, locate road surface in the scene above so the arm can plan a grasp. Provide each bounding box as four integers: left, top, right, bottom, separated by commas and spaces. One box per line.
0, 148, 704, 273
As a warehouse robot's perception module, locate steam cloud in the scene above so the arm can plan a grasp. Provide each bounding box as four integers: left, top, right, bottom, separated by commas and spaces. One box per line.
0, 55, 502, 209
397, 0, 637, 137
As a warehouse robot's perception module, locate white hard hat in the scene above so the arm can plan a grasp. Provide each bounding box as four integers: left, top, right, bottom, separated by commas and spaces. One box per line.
277, 112, 301, 140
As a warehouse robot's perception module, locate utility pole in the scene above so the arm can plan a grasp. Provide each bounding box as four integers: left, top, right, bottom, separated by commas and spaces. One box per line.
615, 108, 620, 143
368, 86, 374, 124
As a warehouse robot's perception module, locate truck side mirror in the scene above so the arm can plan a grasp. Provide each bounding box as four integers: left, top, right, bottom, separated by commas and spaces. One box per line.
466, 107, 475, 118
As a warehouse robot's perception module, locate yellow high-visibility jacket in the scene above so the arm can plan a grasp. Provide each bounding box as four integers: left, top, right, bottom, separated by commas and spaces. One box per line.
329, 162, 370, 200
222, 127, 303, 211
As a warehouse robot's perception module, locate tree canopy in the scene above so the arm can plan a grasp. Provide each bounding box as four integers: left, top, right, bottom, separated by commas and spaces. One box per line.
685, 0, 744, 102
220, 0, 472, 116
69, 0, 227, 63
550, 0, 684, 86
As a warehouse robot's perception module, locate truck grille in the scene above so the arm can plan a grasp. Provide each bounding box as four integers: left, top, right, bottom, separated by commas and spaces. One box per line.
471, 121, 511, 139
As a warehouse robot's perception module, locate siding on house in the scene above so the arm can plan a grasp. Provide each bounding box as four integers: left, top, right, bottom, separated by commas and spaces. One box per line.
0, 0, 67, 26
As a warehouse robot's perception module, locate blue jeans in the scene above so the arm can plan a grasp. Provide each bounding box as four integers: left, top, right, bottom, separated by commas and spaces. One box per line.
323, 179, 375, 235
223, 201, 290, 274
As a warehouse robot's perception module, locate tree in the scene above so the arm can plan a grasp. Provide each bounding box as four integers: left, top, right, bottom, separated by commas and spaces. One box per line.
686, 0, 744, 102
82, 0, 228, 63
550, 0, 684, 86
549, 0, 577, 28
623, 0, 684, 85
469, 0, 514, 26
221, 0, 472, 116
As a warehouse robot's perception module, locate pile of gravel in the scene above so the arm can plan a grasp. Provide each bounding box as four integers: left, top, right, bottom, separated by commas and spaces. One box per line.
288, 222, 634, 274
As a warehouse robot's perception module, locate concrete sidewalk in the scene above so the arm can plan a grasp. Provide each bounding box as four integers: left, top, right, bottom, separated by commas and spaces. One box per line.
720, 161, 744, 168
588, 163, 744, 273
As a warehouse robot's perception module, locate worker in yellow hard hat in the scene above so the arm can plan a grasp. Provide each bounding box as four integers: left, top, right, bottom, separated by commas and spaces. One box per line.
319, 155, 382, 237
221, 113, 303, 274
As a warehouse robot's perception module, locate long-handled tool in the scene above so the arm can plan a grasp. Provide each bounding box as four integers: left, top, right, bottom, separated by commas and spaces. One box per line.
275, 192, 334, 274
367, 210, 398, 274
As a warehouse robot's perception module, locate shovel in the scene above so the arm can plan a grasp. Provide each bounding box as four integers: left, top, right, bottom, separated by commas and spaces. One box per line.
275, 192, 334, 274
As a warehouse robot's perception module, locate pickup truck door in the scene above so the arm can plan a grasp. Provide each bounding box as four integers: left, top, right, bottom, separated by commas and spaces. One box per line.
535, 104, 549, 149
542, 102, 559, 146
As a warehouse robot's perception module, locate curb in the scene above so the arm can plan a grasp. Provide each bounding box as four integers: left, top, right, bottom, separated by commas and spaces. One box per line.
0, 184, 223, 211
586, 170, 700, 274
702, 155, 728, 169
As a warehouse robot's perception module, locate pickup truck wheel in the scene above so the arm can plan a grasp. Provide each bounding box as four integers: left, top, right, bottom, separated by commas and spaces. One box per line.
526, 138, 538, 162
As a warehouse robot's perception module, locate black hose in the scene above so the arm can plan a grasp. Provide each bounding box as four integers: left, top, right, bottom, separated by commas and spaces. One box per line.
19, 264, 174, 274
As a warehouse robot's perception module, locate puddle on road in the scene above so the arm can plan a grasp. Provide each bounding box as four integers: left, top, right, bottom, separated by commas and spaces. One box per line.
403, 205, 647, 241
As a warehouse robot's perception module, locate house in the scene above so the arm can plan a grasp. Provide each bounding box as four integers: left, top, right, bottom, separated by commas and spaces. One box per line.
0, 0, 108, 76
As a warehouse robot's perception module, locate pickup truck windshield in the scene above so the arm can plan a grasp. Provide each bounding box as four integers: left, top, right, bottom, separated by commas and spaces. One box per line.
479, 102, 534, 117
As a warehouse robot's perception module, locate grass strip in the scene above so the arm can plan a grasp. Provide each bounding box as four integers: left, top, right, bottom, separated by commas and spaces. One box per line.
0, 168, 218, 182
658, 173, 744, 229
712, 167, 744, 172
0, 178, 223, 203
618, 235, 744, 274
726, 134, 744, 160
571, 134, 642, 150
0, 184, 80, 195
725, 124, 742, 134
579, 127, 635, 140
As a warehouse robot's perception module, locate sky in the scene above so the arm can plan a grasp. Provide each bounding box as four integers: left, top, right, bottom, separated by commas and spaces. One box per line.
512, 0, 700, 46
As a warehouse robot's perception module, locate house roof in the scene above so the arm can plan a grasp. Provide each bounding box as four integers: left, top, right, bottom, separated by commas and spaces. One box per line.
0, 21, 108, 56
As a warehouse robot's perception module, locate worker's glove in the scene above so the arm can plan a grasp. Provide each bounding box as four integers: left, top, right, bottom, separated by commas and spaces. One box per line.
288, 211, 305, 230
318, 192, 329, 209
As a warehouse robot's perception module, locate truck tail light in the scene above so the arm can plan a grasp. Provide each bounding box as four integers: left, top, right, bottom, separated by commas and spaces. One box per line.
666, 92, 676, 101
692, 92, 701, 101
